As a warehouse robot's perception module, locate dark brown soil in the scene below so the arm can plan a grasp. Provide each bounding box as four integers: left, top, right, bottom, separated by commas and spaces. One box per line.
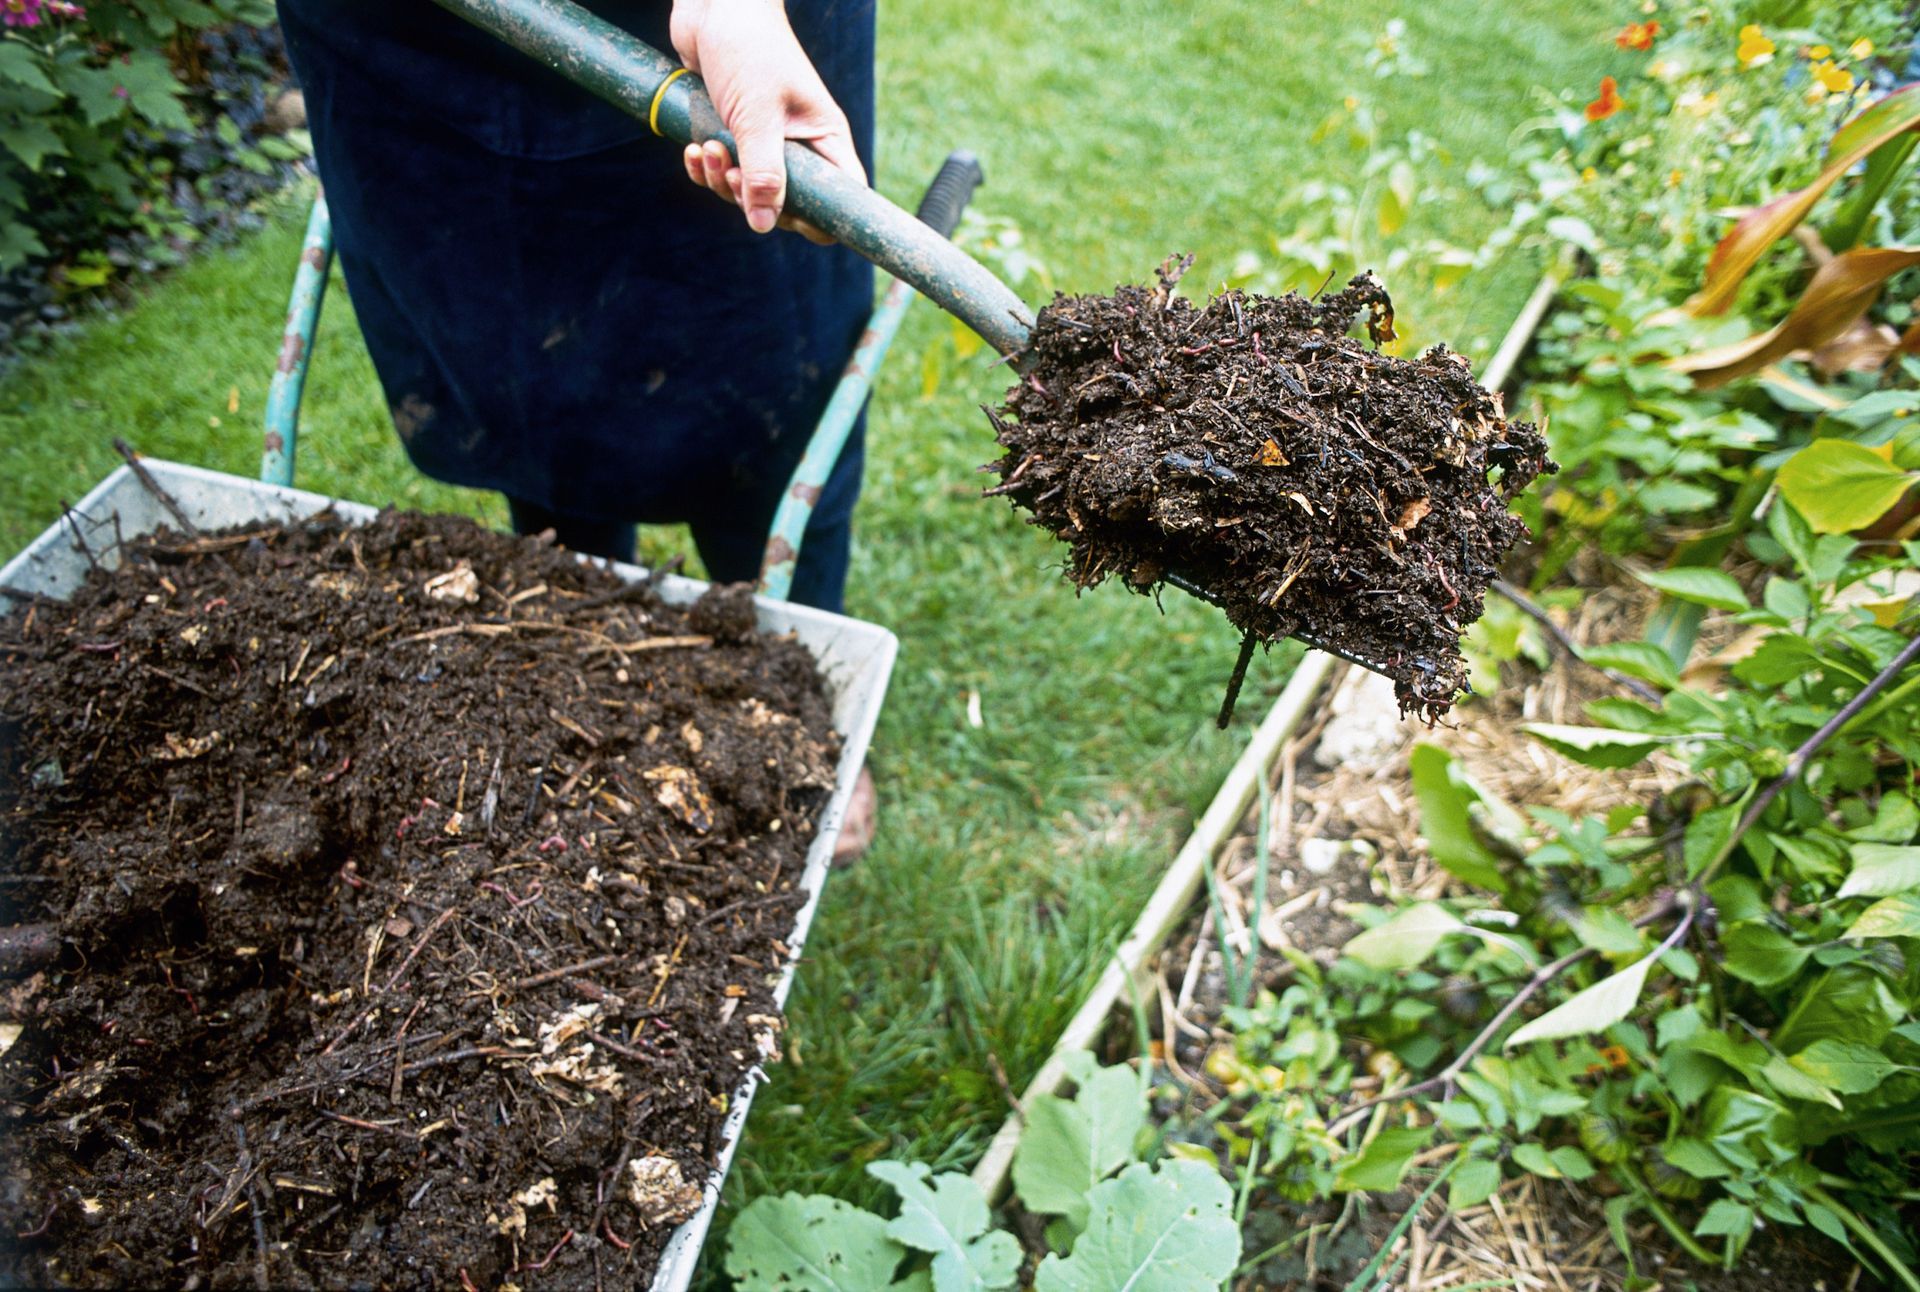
987, 259, 1554, 719
0, 510, 839, 1289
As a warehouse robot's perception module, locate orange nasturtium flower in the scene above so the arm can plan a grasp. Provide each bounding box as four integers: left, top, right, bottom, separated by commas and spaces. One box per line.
1586, 75, 1624, 121
1615, 20, 1660, 50
1737, 24, 1775, 68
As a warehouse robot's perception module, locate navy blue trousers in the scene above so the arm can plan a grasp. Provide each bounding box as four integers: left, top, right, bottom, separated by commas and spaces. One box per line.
277, 0, 875, 612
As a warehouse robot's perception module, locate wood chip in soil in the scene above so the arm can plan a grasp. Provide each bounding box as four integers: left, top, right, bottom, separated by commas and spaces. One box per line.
0, 510, 840, 1289
987, 257, 1554, 720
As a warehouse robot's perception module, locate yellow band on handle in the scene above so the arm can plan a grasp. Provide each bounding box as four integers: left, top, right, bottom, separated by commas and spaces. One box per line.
649, 67, 691, 137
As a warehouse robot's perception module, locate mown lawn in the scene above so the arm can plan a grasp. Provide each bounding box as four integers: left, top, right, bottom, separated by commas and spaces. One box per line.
0, 0, 1605, 1268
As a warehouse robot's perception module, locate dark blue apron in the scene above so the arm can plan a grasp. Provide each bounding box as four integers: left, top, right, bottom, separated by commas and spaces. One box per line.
276, 0, 875, 610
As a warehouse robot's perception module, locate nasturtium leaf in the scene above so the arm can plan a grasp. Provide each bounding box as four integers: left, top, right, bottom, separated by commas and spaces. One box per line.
1844, 893, 1920, 940
1343, 902, 1463, 971
1838, 843, 1920, 899
1721, 922, 1812, 987
726, 1194, 908, 1292
869, 1162, 1020, 1292
1409, 744, 1507, 893
1031, 1162, 1238, 1292
1579, 641, 1680, 690
1789, 1039, 1896, 1095
1011, 1057, 1145, 1230
1761, 1054, 1843, 1108
1521, 723, 1664, 769
1334, 1125, 1434, 1192
1507, 951, 1659, 1050
1777, 439, 1918, 535
1633, 566, 1751, 612
1449, 1156, 1502, 1210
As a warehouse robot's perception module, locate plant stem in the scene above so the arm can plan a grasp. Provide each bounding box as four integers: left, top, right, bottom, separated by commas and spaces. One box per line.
1702, 631, 1920, 883
1815, 1172, 1920, 1204
1806, 1181, 1920, 1292
1616, 1160, 1724, 1268
1491, 579, 1663, 703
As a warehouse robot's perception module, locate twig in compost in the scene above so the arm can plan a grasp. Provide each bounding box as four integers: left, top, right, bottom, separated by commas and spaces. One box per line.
60, 502, 100, 575
694, 892, 791, 928
380, 907, 457, 993
1702, 630, 1920, 884
1490, 579, 1661, 703
512, 954, 624, 990
0, 923, 60, 977
113, 438, 201, 538
588, 1029, 647, 1061
227, 1119, 271, 1291
521, 755, 550, 827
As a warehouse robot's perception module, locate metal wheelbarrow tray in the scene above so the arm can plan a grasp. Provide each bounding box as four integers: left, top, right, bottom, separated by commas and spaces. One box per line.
0, 459, 898, 1290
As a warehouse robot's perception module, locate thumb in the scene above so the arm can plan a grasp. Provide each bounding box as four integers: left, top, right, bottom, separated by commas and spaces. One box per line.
728, 97, 787, 235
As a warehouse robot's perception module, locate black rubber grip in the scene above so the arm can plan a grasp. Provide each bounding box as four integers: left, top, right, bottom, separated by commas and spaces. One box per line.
913, 150, 985, 240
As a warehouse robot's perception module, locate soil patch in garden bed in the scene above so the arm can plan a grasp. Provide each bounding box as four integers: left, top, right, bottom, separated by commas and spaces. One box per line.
988, 258, 1554, 720
0, 510, 839, 1288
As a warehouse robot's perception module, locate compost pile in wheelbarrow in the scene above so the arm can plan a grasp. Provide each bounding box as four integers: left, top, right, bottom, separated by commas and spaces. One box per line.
0, 511, 838, 1288
987, 258, 1554, 719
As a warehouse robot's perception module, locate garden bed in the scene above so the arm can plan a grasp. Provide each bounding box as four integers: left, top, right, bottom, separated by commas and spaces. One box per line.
1122, 576, 1880, 1290
0, 464, 890, 1288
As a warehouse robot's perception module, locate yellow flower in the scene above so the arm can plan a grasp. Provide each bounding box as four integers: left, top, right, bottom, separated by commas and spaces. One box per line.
1807, 44, 1832, 59
1737, 23, 1775, 68
1850, 38, 1874, 60
1668, 168, 1684, 187
1812, 60, 1855, 94
1676, 88, 1720, 117
1581, 166, 1598, 182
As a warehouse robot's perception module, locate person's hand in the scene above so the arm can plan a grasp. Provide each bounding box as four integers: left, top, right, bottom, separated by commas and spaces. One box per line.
670, 0, 864, 245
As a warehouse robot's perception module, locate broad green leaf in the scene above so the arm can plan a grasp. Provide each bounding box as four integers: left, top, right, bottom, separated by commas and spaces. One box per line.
1343, 902, 1463, 972
869, 1163, 1019, 1292
1572, 907, 1645, 957
1775, 966, 1904, 1052
1032, 1162, 1239, 1292
1550, 1145, 1596, 1181
1011, 1058, 1145, 1229
1521, 723, 1664, 769
726, 1193, 907, 1292
1510, 1142, 1561, 1178
1674, 248, 1920, 388
0, 44, 60, 97
1760, 1054, 1843, 1108
1721, 922, 1811, 987
1694, 1198, 1755, 1244
1409, 744, 1507, 893
0, 119, 65, 172
1790, 1039, 1896, 1096
1684, 86, 1920, 316
118, 48, 193, 131
1847, 793, 1919, 845
1449, 1157, 1502, 1210
1777, 440, 1917, 535
1334, 1125, 1434, 1192
1844, 893, 1920, 940
1633, 567, 1750, 612
1507, 951, 1658, 1049
50, 64, 128, 126
1682, 804, 1739, 880
1838, 843, 1920, 899
1578, 641, 1679, 690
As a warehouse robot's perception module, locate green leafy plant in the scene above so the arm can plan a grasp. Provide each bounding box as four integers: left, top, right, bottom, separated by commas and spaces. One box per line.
0, 0, 284, 282
726, 1053, 1243, 1292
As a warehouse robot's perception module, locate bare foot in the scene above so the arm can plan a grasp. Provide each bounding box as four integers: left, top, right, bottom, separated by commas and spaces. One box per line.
831, 765, 876, 867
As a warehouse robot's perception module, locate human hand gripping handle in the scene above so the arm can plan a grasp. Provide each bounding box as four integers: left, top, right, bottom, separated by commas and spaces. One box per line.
670, 0, 860, 243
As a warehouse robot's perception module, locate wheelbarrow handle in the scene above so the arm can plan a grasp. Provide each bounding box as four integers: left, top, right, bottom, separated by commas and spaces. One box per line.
428, 0, 1035, 356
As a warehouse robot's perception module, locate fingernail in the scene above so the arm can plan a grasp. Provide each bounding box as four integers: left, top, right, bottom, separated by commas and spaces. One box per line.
748, 207, 776, 234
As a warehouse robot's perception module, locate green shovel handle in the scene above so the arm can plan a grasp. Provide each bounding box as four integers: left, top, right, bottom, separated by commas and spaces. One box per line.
429, 0, 1036, 356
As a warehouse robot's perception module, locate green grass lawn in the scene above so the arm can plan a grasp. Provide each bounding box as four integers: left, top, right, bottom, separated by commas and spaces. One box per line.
0, 0, 1604, 1271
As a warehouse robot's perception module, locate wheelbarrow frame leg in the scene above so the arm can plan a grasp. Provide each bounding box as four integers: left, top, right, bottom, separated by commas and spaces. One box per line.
260, 192, 333, 487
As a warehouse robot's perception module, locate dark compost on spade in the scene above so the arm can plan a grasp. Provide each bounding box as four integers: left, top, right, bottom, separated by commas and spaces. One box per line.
0, 511, 838, 1289
987, 260, 1555, 719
